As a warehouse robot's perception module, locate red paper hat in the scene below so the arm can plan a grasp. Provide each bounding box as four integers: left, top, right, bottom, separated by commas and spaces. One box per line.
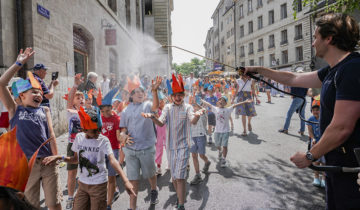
78, 106, 99, 130
0, 127, 52, 192
171, 74, 185, 94
124, 76, 141, 93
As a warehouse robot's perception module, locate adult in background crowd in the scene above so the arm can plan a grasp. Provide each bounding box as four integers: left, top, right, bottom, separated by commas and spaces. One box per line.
185, 72, 196, 89
109, 73, 118, 89
100, 74, 110, 96
245, 13, 360, 209
79, 72, 98, 106
32, 64, 59, 107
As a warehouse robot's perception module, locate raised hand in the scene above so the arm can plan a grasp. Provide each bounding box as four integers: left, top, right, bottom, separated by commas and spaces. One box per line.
151, 76, 163, 91
17, 48, 35, 65
74, 73, 84, 86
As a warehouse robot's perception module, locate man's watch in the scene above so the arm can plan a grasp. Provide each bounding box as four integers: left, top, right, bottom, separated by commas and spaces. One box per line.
305, 150, 317, 162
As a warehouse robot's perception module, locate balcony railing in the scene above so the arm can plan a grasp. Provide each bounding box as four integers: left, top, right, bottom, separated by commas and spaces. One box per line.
294, 35, 303, 40
280, 40, 288, 45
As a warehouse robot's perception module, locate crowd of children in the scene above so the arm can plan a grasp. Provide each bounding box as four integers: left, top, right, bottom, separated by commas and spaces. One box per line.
0, 48, 331, 210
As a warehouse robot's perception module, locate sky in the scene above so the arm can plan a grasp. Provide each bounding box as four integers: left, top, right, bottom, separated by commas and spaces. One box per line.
171, 0, 219, 65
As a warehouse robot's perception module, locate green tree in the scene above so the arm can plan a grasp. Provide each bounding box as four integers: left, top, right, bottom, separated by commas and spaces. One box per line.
172, 57, 206, 77
292, 0, 360, 19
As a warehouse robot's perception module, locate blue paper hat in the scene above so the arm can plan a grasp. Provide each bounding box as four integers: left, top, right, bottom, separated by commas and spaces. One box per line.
96, 107, 103, 128
147, 90, 166, 100
208, 84, 214, 91
101, 87, 120, 106
11, 79, 32, 98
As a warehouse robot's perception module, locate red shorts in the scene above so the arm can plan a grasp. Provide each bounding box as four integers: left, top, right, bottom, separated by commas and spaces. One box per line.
0, 112, 9, 128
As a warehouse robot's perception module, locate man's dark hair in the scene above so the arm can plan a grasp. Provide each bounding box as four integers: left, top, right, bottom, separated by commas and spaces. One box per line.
316, 13, 360, 52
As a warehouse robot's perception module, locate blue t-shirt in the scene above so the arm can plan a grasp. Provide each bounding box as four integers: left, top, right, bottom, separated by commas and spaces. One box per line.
10, 106, 52, 159
33, 74, 50, 107
306, 115, 320, 142
317, 52, 360, 167
290, 87, 308, 97
205, 95, 217, 113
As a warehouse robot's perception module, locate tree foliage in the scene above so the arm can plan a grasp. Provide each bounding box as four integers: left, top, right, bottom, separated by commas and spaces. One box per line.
292, 0, 360, 19
172, 58, 206, 76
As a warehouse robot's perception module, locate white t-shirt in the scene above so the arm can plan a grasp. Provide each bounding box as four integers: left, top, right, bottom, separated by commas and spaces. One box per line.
186, 77, 196, 87
211, 106, 234, 133
72, 133, 113, 185
237, 78, 252, 92
101, 79, 110, 96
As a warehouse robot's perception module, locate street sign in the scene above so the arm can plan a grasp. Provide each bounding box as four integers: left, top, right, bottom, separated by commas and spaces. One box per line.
37, 4, 50, 19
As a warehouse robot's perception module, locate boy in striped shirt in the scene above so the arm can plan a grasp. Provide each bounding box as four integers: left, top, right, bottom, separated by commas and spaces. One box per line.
142, 74, 205, 210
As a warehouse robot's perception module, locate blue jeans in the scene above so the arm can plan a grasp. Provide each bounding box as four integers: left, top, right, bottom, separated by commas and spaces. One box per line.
283, 97, 306, 132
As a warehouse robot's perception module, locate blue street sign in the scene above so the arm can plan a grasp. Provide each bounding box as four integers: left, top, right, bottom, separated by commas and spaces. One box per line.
37, 4, 50, 19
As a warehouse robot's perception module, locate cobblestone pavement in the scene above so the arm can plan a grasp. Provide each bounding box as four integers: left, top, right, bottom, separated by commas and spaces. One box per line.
40, 93, 325, 210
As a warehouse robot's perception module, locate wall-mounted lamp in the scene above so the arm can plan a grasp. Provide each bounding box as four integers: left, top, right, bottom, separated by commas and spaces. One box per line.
101, 18, 115, 29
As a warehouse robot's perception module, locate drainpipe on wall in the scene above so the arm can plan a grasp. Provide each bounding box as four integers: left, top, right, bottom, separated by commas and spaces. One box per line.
233, 2, 237, 68
16, 0, 25, 77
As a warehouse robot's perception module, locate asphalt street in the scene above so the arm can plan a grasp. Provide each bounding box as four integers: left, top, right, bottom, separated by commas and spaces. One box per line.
40, 92, 326, 210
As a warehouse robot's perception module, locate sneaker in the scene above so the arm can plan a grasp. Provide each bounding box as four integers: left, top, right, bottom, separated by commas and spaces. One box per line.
321, 179, 326, 188
208, 136, 213, 145
150, 189, 159, 204
113, 191, 120, 203
220, 159, 226, 168
156, 166, 162, 175
190, 174, 202, 185
218, 150, 222, 160
178, 205, 185, 210
278, 129, 288, 134
202, 161, 211, 173
66, 198, 73, 209
312, 178, 321, 187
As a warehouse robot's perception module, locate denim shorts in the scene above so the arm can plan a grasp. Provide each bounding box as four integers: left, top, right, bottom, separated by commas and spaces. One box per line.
214, 132, 230, 147
106, 149, 119, 177
122, 146, 156, 180
190, 135, 206, 154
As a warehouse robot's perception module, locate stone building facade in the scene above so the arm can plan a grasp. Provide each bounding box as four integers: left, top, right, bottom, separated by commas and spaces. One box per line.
205, 0, 313, 73
0, 0, 173, 135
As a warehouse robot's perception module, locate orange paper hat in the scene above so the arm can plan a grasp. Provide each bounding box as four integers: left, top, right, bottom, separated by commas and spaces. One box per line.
124, 76, 141, 93
171, 74, 185, 94
96, 88, 102, 106
0, 127, 52, 192
11, 71, 42, 98
78, 106, 102, 130
62, 88, 72, 101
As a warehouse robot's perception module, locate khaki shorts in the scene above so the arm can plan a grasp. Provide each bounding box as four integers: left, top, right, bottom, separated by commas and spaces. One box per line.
122, 146, 156, 180
73, 181, 107, 210
24, 159, 62, 208
67, 143, 78, 170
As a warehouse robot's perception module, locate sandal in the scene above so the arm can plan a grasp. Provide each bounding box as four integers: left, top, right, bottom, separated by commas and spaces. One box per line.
278, 129, 288, 134
241, 131, 247, 136
248, 124, 252, 132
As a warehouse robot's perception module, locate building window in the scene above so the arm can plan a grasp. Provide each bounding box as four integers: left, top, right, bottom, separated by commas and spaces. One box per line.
295, 0, 302, 12
280, 3, 287, 19
248, 0, 253, 13
221, 21, 223, 31
240, 25, 244, 38
108, 0, 117, 13
227, 31, 230, 39
248, 21, 253, 34
268, 10, 274, 25
281, 30, 288, 45
136, 0, 140, 29
259, 56, 264, 66
241, 61, 245, 67
281, 50, 288, 64
268, 34, 275, 48
258, 38, 264, 52
221, 37, 225, 46
295, 24, 303, 40
249, 59, 255, 66
249, 42, 254, 55
227, 46, 231, 55
258, 16, 263, 29
231, 27, 234, 36
270, 53, 276, 66
125, 0, 131, 27
239, 4, 244, 18
145, 0, 152, 15
240, 46, 245, 57
296, 46, 303, 61
257, 0, 263, 8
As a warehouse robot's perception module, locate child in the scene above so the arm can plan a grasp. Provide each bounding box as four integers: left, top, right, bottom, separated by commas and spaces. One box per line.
155, 93, 168, 175
64, 74, 85, 209
98, 87, 122, 209
202, 96, 251, 167
0, 48, 62, 210
306, 98, 325, 188
189, 103, 211, 185
143, 74, 205, 210
205, 85, 217, 144
43, 107, 135, 210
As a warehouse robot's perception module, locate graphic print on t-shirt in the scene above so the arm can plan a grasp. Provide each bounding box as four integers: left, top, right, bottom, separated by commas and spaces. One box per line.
79, 149, 100, 177
102, 121, 114, 135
